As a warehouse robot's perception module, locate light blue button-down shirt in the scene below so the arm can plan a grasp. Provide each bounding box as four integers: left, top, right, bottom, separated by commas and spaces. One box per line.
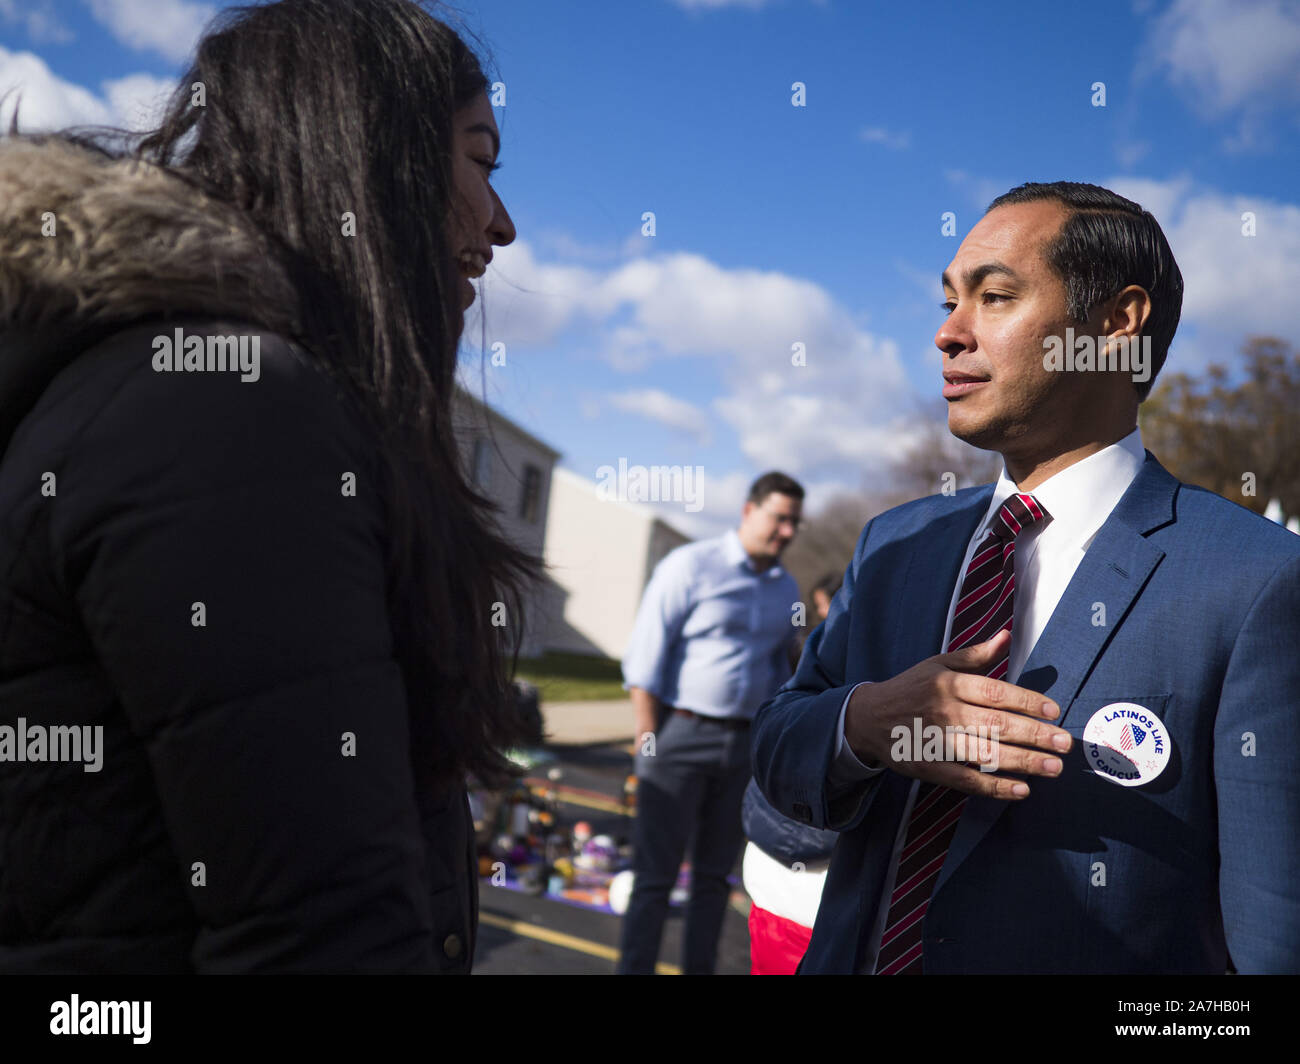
622, 529, 801, 720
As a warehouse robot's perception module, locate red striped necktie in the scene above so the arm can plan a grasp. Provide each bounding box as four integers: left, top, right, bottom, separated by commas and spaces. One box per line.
873, 491, 1050, 975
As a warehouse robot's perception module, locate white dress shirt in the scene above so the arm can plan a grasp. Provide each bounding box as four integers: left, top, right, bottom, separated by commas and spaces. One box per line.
828, 427, 1147, 971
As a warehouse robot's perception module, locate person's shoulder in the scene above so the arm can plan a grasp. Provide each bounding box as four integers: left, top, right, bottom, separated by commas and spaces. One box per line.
20, 317, 382, 520
1168, 481, 1300, 568
76, 317, 353, 415
667, 530, 731, 562
46, 317, 372, 463
864, 485, 993, 541
648, 531, 744, 592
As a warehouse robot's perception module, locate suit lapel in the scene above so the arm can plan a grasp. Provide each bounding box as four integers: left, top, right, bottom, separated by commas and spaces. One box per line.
887, 487, 993, 670
934, 452, 1178, 895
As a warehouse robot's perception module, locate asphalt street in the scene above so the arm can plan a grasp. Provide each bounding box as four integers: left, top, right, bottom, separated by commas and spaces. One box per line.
472, 742, 753, 975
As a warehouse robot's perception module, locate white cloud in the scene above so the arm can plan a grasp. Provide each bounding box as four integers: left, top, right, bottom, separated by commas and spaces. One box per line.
647, 468, 750, 540
597, 255, 848, 363
859, 126, 911, 151
1149, 0, 1300, 145
101, 73, 176, 130
0, 47, 111, 129
83, 0, 216, 65
1105, 176, 1194, 230
713, 378, 928, 489
468, 240, 608, 349
475, 240, 856, 362
472, 237, 918, 488
0, 0, 73, 43
607, 389, 713, 445
532, 229, 640, 264
0, 46, 174, 132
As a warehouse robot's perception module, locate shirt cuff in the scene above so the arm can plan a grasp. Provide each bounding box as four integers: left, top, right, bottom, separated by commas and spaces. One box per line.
829, 681, 885, 786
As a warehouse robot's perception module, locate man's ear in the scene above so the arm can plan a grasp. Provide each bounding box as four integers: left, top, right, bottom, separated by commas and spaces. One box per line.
1102, 285, 1152, 344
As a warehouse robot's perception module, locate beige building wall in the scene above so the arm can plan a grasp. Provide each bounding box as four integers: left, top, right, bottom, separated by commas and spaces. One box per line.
451, 388, 559, 658
541, 467, 691, 660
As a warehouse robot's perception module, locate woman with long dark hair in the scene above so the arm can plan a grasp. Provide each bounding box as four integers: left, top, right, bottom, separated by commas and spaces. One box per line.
0, 0, 537, 972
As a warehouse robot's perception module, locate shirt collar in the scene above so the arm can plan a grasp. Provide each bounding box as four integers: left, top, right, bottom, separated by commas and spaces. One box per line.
981, 427, 1146, 546
724, 528, 785, 578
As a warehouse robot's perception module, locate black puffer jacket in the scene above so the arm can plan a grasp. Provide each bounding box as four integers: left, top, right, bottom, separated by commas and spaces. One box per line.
0, 138, 476, 972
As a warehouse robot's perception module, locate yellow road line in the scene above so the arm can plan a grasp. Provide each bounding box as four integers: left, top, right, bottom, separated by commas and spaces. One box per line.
529, 785, 630, 816
479, 911, 681, 975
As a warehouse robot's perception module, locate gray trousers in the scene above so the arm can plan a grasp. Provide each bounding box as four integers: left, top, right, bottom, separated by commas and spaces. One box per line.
617, 710, 752, 974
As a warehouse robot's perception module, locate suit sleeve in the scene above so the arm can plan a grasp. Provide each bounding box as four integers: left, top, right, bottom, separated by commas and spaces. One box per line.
1215, 551, 1300, 974
751, 519, 887, 832
830, 683, 885, 784
51, 333, 442, 972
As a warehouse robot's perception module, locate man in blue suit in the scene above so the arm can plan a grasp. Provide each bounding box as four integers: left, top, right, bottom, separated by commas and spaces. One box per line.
752, 181, 1300, 974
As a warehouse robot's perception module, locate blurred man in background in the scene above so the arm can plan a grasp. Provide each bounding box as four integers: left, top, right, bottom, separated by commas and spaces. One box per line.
617, 472, 803, 974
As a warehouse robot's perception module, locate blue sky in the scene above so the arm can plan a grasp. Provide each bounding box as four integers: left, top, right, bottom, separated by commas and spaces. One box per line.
3, 0, 1298, 537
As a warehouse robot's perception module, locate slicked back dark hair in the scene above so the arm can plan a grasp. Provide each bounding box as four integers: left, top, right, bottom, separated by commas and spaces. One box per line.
122, 0, 539, 788
747, 471, 805, 506
986, 181, 1183, 400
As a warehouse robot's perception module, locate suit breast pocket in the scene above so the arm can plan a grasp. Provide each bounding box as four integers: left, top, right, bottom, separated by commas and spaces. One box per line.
1057, 693, 1201, 891
1059, 693, 1218, 971
1063, 693, 1176, 794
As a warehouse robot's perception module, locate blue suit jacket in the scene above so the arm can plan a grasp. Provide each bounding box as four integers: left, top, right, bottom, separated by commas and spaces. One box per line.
751, 452, 1300, 974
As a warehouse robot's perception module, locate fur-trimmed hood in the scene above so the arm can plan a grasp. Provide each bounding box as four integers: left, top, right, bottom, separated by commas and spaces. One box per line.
0, 136, 301, 454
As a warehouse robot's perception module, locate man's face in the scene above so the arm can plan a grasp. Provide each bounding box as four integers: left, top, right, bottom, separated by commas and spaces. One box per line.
739, 492, 802, 564
935, 201, 1110, 459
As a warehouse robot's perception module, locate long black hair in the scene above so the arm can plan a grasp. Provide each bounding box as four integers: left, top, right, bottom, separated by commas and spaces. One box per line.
131, 0, 539, 788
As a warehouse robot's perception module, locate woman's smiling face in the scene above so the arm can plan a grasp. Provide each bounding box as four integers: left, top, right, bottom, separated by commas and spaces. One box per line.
448, 91, 515, 310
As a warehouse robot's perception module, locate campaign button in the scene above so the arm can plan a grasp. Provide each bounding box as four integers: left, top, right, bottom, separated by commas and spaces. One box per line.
1082, 702, 1170, 787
